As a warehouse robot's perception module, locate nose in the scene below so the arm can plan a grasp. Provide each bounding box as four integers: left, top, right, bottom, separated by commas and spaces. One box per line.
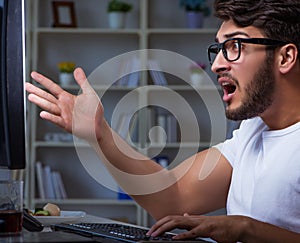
211, 51, 230, 74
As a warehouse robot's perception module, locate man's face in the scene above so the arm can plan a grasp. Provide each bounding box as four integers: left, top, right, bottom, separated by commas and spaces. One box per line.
211, 20, 276, 120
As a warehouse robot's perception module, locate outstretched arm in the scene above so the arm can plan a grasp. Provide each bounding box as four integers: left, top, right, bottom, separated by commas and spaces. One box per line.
26, 68, 232, 220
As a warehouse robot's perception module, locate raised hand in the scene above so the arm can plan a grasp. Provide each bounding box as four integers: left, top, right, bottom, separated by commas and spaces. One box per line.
26, 67, 105, 143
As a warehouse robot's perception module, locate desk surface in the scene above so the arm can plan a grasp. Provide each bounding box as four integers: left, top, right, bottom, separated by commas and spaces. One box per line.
1, 214, 214, 243
0, 214, 116, 243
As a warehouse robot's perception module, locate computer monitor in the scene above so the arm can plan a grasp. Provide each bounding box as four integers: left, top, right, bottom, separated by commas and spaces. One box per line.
0, 0, 26, 170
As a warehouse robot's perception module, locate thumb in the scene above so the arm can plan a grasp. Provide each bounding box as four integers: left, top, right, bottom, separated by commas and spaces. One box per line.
73, 67, 91, 91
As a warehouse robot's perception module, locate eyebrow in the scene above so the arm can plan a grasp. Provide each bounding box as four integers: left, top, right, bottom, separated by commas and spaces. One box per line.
215, 31, 251, 42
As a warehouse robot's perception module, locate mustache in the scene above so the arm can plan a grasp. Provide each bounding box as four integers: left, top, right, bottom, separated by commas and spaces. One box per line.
217, 73, 239, 87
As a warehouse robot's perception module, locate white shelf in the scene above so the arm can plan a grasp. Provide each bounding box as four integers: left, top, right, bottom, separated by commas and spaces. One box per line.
147, 28, 218, 34
36, 27, 141, 35
33, 198, 138, 206
149, 142, 212, 149
33, 141, 89, 148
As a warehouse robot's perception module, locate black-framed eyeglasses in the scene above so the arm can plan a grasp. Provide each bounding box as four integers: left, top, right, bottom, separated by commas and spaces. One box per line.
207, 38, 288, 65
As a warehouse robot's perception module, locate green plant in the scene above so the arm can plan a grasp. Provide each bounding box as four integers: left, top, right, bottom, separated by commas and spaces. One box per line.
179, 0, 210, 15
57, 62, 76, 73
107, 0, 133, 13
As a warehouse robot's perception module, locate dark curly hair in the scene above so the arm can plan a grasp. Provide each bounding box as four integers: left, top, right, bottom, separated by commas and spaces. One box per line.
214, 0, 300, 52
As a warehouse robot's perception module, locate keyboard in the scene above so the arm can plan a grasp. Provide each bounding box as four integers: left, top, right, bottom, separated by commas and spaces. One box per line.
51, 223, 210, 242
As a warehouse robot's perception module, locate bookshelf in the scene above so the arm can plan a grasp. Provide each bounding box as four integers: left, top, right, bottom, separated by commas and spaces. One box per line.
27, 0, 227, 226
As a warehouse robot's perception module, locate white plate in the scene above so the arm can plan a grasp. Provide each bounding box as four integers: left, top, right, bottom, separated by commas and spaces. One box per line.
34, 211, 86, 226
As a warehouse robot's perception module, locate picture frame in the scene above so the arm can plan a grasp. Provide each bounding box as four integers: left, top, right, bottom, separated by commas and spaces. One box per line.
52, 1, 77, 28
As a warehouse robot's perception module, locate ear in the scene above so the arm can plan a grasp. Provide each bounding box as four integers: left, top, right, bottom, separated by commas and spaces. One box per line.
277, 44, 298, 74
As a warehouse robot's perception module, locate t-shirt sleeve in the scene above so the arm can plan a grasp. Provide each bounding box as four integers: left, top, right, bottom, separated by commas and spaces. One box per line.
213, 121, 244, 167
213, 118, 266, 168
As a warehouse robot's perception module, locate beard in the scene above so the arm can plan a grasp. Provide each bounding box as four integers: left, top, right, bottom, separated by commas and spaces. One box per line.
225, 54, 275, 121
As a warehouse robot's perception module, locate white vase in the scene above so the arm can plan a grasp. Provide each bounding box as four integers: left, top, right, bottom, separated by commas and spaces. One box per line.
108, 12, 126, 29
59, 72, 74, 86
190, 72, 205, 87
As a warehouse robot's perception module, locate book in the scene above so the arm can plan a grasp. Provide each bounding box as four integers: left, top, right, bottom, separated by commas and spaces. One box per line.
52, 171, 68, 199
35, 161, 46, 199
51, 171, 62, 199
167, 115, 178, 143
117, 57, 140, 87
115, 113, 130, 140
43, 165, 56, 199
35, 162, 67, 199
127, 57, 140, 87
128, 112, 139, 143
118, 59, 131, 86
148, 60, 168, 86
157, 114, 167, 144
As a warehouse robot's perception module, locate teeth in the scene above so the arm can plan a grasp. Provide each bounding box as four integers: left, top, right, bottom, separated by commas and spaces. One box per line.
222, 82, 230, 86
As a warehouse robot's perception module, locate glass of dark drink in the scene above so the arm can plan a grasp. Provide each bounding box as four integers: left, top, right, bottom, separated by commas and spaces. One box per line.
0, 180, 23, 234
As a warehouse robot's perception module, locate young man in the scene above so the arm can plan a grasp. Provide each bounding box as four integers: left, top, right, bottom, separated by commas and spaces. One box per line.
26, 0, 300, 242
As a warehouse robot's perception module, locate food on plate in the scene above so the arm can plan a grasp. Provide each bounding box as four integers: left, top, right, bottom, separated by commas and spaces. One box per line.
43, 203, 61, 216
34, 208, 51, 216
29, 203, 61, 216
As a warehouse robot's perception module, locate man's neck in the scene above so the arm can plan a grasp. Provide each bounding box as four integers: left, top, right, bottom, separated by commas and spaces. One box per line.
260, 97, 300, 130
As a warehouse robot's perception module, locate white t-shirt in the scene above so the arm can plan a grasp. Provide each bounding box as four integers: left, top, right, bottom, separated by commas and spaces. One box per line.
215, 117, 300, 233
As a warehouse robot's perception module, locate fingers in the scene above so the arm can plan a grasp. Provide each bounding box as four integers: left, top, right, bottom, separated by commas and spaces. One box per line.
26, 82, 58, 104
27, 92, 61, 116
31, 71, 64, 98
39, 111, 64, 128
147, 217, 171, 237
147, 216, 184, 238
26, 82, 61, 115
147, 215, 208, 240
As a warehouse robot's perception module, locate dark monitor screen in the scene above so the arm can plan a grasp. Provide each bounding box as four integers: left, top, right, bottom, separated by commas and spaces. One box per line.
0, 0, 26, 170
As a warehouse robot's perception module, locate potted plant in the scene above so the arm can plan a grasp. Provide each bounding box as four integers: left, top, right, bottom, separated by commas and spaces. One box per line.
57, 61, 76, 85
179, 0, 210, 28
107, 0, 133, 29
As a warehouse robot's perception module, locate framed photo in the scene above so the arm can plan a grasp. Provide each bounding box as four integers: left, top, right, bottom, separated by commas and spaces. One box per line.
52, 1, 77, 27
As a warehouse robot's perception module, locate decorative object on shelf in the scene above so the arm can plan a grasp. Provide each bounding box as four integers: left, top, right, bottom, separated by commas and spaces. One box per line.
189, 61, 207, 87
107, 0, 133, 29
154, 156, 169, 168
57, 61, 76, 85
52, 1, 77, 28
179, 0, 210, 28
118, 187, 132, 200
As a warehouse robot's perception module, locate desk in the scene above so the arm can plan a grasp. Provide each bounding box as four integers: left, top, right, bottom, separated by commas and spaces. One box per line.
0, 214, 116, 243
0, 215, 215, 243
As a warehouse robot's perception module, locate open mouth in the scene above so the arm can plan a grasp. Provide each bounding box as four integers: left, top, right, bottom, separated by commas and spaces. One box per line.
219, 80, 237, 102
222, 82, 237, 95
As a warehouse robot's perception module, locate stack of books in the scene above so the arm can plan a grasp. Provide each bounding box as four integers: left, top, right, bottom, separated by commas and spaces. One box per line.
35, 161, 67, 199
114, 57, 140, 87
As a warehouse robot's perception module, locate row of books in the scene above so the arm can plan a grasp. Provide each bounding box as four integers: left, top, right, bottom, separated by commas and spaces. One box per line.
146, 107, 179, 144
113, 58, 167, 87
113, 112, 139, 143
35, 161, 67, 199
156, 113, 178, 143
113, 108, 178, 145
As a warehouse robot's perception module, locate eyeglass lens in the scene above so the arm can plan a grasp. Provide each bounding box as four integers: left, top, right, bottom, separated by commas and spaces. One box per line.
208, 39, 241, 64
